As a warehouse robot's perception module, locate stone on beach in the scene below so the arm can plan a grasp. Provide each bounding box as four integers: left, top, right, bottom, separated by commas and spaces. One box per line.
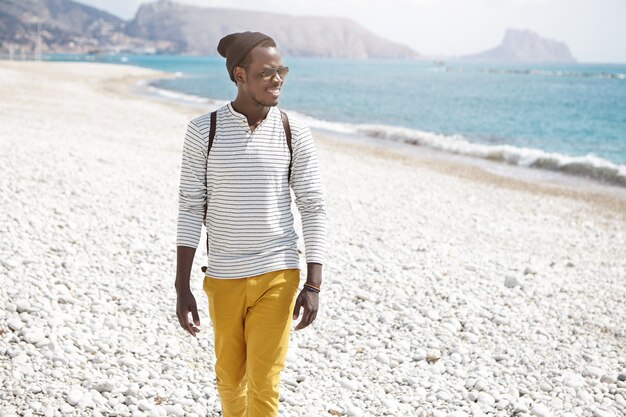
66, 388, 83, 406
530, 403, 552, 417
7, 317, 23, 331
504, 274, 522, 288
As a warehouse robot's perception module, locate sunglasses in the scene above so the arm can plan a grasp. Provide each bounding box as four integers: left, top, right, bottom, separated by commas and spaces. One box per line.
259, 66, 289, 80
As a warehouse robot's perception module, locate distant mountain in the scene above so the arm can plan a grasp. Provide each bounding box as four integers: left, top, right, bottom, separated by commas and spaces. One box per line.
459, 29, 576, 63
0, 0, 419, 58
0, 0, 174, 54
127, 0, 418, 58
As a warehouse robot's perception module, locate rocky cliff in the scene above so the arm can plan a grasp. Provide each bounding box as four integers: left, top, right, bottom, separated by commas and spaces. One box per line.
0, 0, 175, 54
460, 29, 576, 63
126, 0, 418, 58
1, 0, 419, 58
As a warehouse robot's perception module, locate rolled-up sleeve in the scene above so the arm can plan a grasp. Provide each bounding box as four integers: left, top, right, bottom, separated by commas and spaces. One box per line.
176, 121, 207, 248
290, 125, 327, 264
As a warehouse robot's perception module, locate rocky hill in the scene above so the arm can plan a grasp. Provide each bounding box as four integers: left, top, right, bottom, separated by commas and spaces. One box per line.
459, 29, 576, 63
126, 0, 418, 58
0, 0, 174, 54
1, 0, 419, 58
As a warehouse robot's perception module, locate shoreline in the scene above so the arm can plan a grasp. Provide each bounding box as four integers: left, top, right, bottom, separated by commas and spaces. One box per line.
141, 68, 626, 190
128, 64, 626, 214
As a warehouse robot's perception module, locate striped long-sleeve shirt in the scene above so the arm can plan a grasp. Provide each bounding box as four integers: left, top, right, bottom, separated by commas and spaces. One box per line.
176, 102, 327, 279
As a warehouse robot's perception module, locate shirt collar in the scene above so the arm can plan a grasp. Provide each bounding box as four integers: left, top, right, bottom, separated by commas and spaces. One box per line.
227, 102, 276, 122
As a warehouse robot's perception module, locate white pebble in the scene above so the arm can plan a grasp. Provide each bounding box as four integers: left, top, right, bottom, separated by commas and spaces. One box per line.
22, 328, 46, 346
477, 392, 495, 406
593, 408, 614, 417
378, 312, 394, 323
530, 403, 552, 417
340, 378, 359, 391
67, 389, 83, 406
381, 397, 398, 411
563, 371, 586, 388
94, 381, 115, 392
540, 381, 553, 392
347, 406, 364, 417
446, 412, 469, 417
600, 374, 617, 384
138, 399, 155, 412
163, 405, 185, 417
437, 390, 452, 401
7, 317, 24, 331
504, 275, 521, 288
125, 383, 139, 397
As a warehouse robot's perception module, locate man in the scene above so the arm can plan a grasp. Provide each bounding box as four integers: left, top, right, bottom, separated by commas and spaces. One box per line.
174, 31, 327, 417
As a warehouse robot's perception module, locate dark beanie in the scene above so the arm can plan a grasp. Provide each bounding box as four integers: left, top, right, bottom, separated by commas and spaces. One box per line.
217, 31, 275, 82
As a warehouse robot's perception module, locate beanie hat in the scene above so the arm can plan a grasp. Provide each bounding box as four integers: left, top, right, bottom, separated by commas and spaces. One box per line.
217, 31, 275, 82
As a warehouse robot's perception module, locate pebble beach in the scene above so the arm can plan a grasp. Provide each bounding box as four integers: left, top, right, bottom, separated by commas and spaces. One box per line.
0, 61, 625, 417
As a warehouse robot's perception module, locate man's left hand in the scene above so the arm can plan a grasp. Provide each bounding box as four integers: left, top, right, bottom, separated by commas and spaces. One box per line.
292, 289, 318, 331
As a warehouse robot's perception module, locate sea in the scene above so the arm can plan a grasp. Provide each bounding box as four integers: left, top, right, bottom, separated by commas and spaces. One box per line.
45, 54, 626, 187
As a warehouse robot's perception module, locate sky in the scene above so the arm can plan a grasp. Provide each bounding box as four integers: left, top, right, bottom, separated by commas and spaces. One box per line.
80, 0, 626, 63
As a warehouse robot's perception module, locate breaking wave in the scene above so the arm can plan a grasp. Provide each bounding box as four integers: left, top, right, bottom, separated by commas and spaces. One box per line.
298, 116, 626, 187
142, 82, 626, 187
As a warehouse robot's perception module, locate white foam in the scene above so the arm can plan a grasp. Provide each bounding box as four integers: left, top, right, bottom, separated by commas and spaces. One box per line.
145, 84, 226, 106
353, 124, 626, 187
291, 113, 626, 186
284, 111, 358, 135
140, 83, 626, 187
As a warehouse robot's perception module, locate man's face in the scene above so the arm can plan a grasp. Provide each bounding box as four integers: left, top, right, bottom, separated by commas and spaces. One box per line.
238, 46, 284, 107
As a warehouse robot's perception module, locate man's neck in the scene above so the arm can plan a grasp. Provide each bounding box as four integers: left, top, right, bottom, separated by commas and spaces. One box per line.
231, 98, 270, 128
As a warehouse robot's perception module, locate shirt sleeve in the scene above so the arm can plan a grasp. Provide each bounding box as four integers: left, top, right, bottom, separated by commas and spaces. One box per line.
176, 120, 207, 248
289, 124, 327, 265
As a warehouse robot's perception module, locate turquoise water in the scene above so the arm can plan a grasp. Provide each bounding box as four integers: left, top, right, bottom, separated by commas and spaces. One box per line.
45, 54, 626, 185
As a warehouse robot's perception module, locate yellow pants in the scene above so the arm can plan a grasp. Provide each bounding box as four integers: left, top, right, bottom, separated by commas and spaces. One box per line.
203, 268, 300, 417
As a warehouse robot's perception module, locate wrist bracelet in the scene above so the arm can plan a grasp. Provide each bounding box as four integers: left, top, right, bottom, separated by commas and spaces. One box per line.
303, 283, 320, 293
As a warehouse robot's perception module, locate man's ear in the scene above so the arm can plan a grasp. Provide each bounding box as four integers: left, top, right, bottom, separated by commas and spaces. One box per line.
233, 66, 246, 85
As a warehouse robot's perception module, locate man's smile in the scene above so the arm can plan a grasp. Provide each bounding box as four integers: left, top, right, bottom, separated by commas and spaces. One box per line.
266, 86, 281, 97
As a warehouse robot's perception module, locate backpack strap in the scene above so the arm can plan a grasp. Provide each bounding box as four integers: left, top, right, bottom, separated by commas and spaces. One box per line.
208, 110, 217, 154
280, 110, 293, 183
201, 110, 217, 273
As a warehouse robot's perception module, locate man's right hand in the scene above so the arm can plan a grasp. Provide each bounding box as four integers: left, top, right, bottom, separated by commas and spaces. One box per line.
176, 290, 201, 337
175, 246, 199, 337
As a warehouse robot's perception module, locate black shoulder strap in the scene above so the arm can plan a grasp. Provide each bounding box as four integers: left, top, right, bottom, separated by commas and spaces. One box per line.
280, 110, 292, 183
208, 110, 217, 154
201, 111, 217, 273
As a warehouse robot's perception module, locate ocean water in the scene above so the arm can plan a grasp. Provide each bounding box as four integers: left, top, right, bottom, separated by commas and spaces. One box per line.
45, 54, 626, 186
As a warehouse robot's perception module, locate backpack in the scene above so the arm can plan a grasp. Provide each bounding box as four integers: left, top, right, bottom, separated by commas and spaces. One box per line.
200, 109, 292, 273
